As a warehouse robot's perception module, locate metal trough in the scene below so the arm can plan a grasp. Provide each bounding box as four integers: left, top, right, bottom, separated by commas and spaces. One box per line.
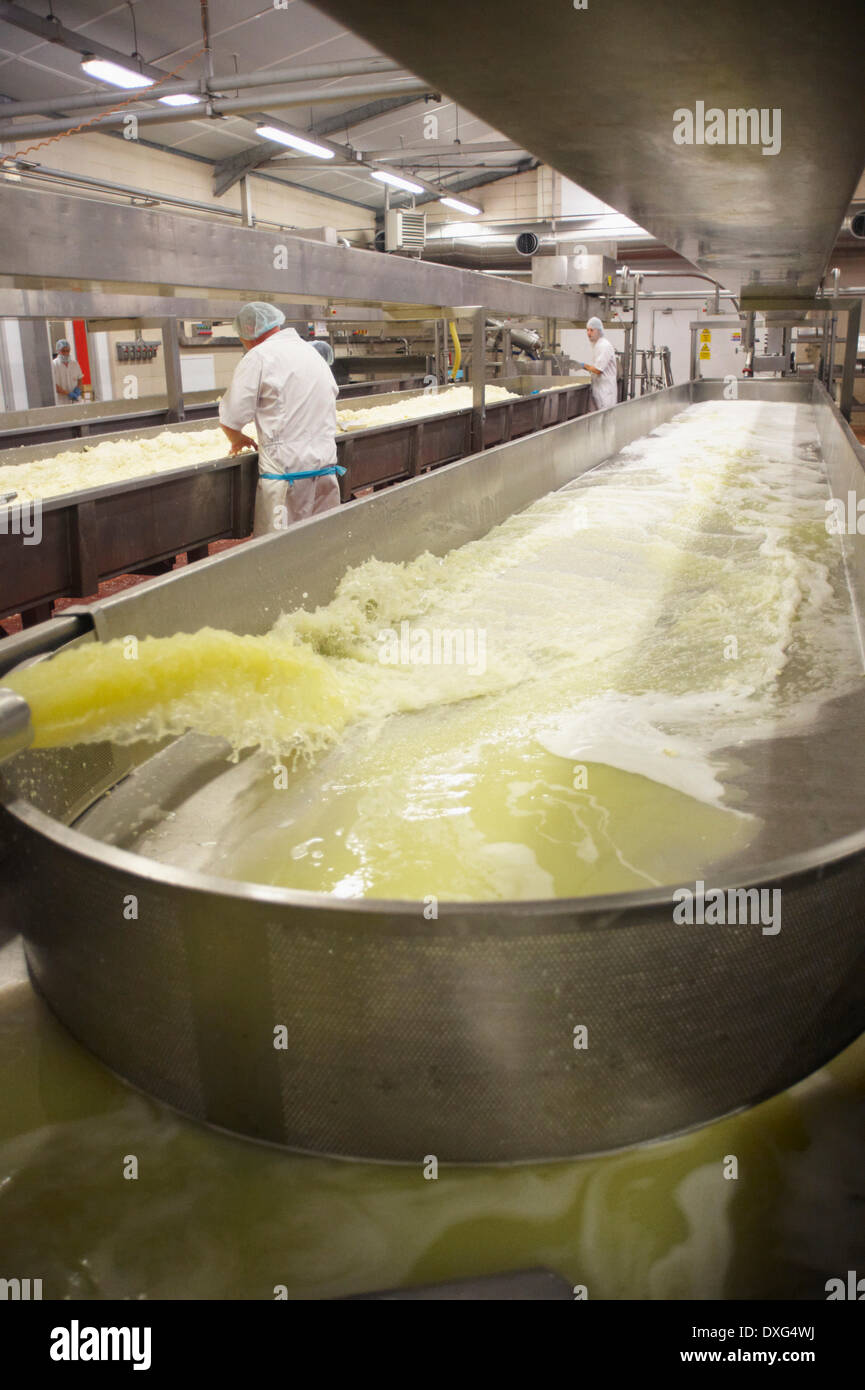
0, 378, 590, 623
0, 390, 222, 449
1, 379, 863, 1164
0, 419, 258, 626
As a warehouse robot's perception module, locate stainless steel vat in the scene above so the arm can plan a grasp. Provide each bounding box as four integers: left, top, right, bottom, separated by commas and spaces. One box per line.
1, 380, 863, 1163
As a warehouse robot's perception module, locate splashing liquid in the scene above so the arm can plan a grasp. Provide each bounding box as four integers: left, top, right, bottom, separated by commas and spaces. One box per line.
10, 401, 863, 899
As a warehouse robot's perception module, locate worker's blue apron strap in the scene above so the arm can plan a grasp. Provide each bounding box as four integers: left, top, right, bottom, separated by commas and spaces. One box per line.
259, 465, 346, 485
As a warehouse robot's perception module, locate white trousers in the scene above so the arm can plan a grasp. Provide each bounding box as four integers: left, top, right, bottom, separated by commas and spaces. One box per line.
588, 380, 618, 413
253, 472, 341, 537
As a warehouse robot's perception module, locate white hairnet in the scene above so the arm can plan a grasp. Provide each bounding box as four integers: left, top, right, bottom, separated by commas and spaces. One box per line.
233, 302, 286, 340
310, 339, 334, 365
56, 339, 70, 350
587, 316, 604, 333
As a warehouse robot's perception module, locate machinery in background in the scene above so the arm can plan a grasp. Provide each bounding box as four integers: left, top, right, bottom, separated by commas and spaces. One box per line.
689, 316, 747, 380
637, 346, 674, 393
116, 341, 159, 364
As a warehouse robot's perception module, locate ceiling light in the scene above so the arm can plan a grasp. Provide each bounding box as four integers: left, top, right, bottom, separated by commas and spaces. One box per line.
159, 94, 201, 107
81, 57, 153, 90
440, 196, 482, 215
256, 125, 335, 159
371, 169, 425, 195
438, 221, 485, 238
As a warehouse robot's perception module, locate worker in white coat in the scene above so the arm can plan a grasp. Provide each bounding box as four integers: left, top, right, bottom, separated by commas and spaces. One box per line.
219, 302, 343, 536
52, 339, 84, 402
575, 317, 618, 412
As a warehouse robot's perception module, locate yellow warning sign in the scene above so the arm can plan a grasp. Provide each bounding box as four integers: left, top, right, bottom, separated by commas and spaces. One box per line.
700, 329, 712, 343
699, 345, 711, 360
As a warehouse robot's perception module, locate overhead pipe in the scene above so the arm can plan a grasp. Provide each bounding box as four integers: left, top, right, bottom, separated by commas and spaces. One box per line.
214, 57, 403, 93
4, 161, 370, 238
0, 59, 406, 120
627, 290, 739, 301
0, 80, 432, 142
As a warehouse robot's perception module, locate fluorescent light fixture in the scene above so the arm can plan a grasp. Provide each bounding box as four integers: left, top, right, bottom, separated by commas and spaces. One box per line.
440, 195, 482, 215
81, 57, 153, 89
438, 221, 485, 238
159, 93, 201, 107
256, 125, 335, 159
371, 169, 425, 195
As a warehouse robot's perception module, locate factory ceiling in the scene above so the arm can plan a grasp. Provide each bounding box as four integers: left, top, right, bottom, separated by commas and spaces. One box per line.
310, 0, 865, 298
0, 0, 532, 212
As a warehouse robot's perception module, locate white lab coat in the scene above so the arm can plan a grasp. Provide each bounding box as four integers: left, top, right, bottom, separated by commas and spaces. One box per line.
219, 327, 340, 536
53, 355, 83, 399
588, 336, 618, 412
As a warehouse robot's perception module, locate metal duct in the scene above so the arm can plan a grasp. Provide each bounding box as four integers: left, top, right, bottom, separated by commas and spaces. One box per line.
515, 231, 540, 256
0, 60, 406, 121
0, 80, 432, 142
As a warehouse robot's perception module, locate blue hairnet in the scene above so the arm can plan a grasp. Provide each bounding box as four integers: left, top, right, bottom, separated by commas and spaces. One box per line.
233, 302, 286, 340
587, 316, 604, 333
55, 339, 70, 350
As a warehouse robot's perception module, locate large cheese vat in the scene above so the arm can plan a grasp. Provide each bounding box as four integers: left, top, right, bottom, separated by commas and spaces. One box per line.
1, 379, 863, 1163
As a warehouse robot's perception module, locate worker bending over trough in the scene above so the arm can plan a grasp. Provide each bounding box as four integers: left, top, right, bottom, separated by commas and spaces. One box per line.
219, 301, 343, 536
576, 316, 618, 412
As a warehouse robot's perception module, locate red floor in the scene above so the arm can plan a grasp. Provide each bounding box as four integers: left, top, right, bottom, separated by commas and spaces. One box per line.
1, 537, 248, 639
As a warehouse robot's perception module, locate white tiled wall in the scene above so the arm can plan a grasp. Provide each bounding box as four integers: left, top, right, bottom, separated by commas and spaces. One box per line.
473, 167, 540, 222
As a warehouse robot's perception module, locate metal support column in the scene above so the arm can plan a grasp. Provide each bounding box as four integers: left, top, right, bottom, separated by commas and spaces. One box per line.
827, 310, 838, 401
839, 298, 861, 423
470, 308, 486, 451
629, 276, 641, 400
744, 311, 756, 354
620, 323, 632, 401
500, 325, 513, 378
0, 322, 18, 410
239, 176, 254, 228
18, 319, 56, 408
161, 318, 185, 422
